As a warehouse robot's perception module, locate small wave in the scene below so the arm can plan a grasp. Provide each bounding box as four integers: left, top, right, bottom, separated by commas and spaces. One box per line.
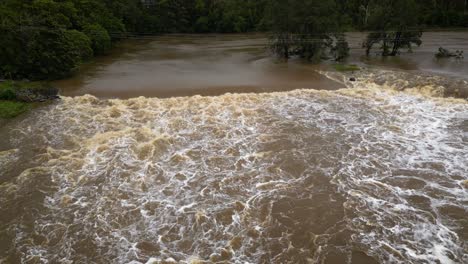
323, 68, 468, 99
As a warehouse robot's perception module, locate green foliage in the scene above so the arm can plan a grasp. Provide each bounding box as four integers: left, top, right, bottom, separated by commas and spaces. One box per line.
0, 0, 107, 80
0, 0, 270, 81
28, 29, 86, 79
333, 64, 360, 72
83, 24, 112, 55
0, 81, 57, 100
335, 0, 468, 30
0, 0, 467, 81
266, 0, 349, 61
0, 81, 58, 118
0, 25, 92, 80
70, 0, 125, 35
0, 101, 30, 119
195, 16, 211, 33
27, 0, 76, 29
415, 0, 468, 27
0, 82, 16, 100
363, 0, 423, 56
0, 81, 43, 119
0, 0, 129, 80
140, 0, 267, 33
64, 30, 94, 61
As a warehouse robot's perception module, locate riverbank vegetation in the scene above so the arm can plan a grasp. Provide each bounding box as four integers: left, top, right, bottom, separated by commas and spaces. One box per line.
0, 101, 30, 119
333, 64, 361, 72
265, 0, 349, 61
0, 82, 28, 118
363, 0, 423, 56
0, 81, 58, 118
0, 0, 467, 81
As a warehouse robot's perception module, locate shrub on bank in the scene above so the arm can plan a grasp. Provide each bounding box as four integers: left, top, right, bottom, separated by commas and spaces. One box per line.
83, 24, 112, 56
333, 64, 360, 72
65, 30, 94, 62
0, 81, 59, 119
0, 26, 95, 80
0, 0, 115, 81
0, 82, 16, 100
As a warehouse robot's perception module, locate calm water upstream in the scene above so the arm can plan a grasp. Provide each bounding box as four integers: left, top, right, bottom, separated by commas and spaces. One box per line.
0, 33, 467, 264
54, 34, 340, 98
53, 32, 468, 98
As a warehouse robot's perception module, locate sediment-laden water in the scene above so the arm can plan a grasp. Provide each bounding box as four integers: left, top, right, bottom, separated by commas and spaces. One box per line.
54, 32, 468, 99
1, 71, 467, 263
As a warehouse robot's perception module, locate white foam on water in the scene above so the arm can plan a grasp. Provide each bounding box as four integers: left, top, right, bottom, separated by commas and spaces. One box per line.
0, 149, 19, 174
1, 70, 467, 263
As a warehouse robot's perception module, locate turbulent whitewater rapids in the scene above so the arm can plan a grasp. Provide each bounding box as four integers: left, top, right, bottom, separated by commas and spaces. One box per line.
0, 72, 467, 264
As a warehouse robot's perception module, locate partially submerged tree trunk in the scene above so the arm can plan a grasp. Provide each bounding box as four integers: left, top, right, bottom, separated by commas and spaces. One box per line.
363, 0, 422, 57
360, 0, 372, 28
390, 31, 402, 56
266, 0, 349, 62
365, 30, 422, 57
270, 33, 291, 59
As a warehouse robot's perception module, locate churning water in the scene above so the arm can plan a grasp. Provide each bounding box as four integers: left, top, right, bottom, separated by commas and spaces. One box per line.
1, 70, 467, 264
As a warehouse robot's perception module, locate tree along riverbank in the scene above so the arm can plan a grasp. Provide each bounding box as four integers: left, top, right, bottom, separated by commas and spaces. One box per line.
1, 0, 467, 81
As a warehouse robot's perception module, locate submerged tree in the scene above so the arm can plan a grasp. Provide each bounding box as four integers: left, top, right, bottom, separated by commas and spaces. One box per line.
265, 0, 349, 61
363, 0, 422, 56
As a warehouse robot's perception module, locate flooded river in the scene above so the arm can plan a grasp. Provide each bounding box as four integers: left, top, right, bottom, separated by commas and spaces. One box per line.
54, 34, 339, 98
54, 32, 468, 98
1, 33, 468, 264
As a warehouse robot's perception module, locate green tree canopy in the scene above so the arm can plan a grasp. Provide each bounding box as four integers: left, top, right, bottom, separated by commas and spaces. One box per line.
0, 0, 467, 80
363, 0, 422, 56
265, 0, 349, 61
83, 24, 112, 55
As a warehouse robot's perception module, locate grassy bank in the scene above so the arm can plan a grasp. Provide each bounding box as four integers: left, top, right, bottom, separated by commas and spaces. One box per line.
333, 64, 360, 72
0, 100, 30, 119
0, 81, 30, 119
0, 81, 58, 119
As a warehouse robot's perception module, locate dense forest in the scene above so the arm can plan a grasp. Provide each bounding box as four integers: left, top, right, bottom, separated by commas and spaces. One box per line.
0, 0, 467, 80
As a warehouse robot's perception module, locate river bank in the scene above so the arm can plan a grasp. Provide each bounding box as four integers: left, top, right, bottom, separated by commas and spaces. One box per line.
51, 32, 468, 99
0, 81, 59, 119
1, 32, 467, 121
1, 34, 467, 263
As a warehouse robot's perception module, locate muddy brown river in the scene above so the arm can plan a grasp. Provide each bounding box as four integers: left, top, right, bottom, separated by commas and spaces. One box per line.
53, 32, 468, 99
1, 33, 468, 264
